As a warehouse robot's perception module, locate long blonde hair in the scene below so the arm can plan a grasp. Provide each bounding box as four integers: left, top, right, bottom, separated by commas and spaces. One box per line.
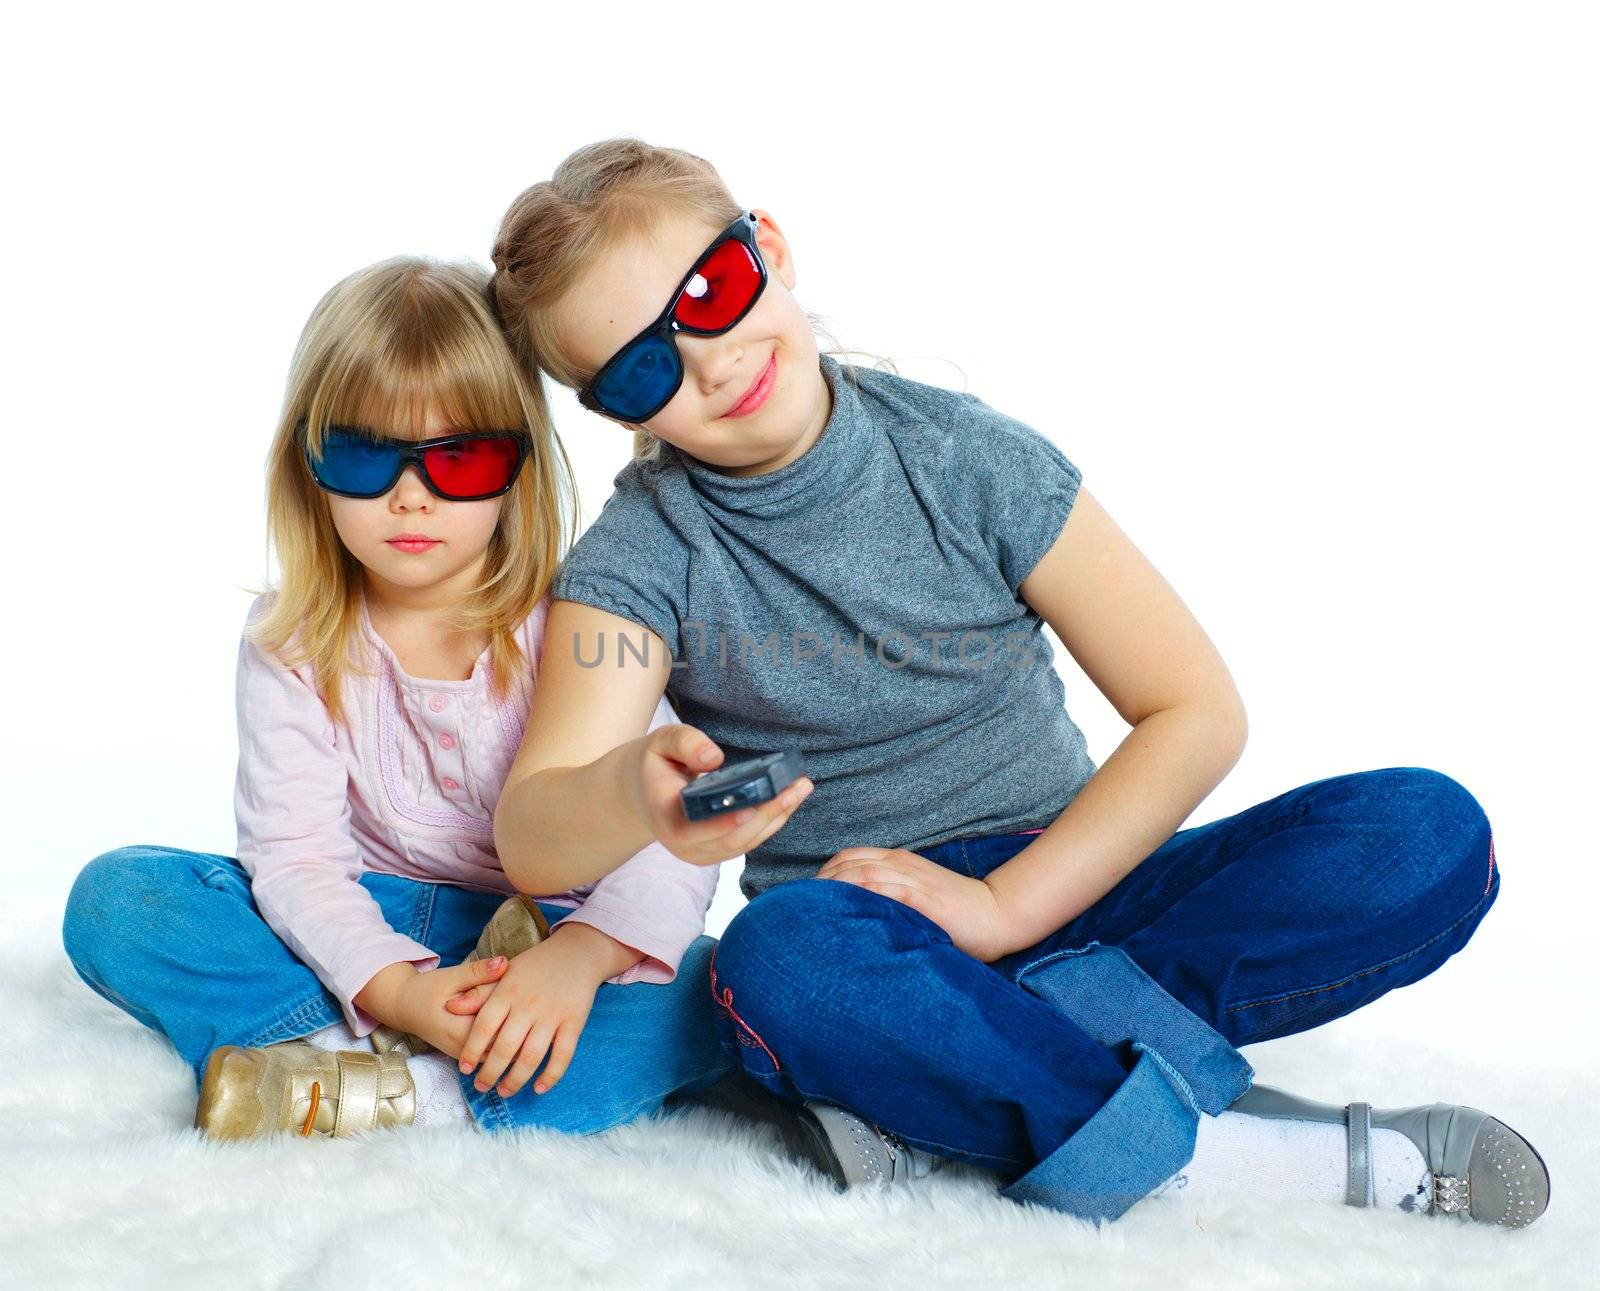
489, 136, 876, 467
245, 256, 579, 730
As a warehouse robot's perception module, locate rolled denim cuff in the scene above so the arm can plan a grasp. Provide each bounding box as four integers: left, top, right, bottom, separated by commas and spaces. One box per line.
999, 1043, 1201, 1222
1011, 940, 1254, 1114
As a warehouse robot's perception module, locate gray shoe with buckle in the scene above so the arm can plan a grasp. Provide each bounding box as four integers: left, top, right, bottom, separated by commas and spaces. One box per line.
1229, 1083, 1550, 1227
786, 1099, 947, 1188
672, 1071, 947, 1189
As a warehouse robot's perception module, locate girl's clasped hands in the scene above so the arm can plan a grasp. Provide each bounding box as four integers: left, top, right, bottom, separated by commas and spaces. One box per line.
439, 931, 620, 1098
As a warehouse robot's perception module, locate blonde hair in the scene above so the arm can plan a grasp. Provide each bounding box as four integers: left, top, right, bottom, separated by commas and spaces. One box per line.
489, 136, 876, 466
244, 255, 579, 731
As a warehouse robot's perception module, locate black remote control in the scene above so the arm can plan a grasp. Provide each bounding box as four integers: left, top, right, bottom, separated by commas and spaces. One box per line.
681, 751, 808, 821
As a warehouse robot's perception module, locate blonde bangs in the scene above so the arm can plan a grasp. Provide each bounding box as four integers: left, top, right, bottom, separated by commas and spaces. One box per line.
301, 269, 532, 454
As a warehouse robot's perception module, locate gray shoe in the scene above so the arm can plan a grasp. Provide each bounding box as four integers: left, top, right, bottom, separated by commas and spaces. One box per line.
1229, 1082, 1550, 1227
785, 1100, 946, 1189
674, 1073, 945, 1189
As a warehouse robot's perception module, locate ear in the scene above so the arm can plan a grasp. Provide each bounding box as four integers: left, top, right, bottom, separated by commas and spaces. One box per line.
749, 208, 797, 291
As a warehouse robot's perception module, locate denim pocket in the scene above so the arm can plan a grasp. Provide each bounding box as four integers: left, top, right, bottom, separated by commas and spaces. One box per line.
958, 831, 1047, 882
915, 837, 971, 877
707, 945, 782, 1080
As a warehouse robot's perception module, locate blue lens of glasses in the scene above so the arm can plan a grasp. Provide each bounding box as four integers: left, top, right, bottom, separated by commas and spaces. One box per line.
593, 333, 681, 421
312, 429, 401, 494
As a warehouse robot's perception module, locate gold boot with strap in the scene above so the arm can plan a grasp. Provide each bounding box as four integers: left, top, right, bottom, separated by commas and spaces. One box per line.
195, 1042, 415, 1140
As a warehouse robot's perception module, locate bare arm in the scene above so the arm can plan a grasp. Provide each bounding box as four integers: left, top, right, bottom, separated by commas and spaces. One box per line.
352, 961, 418, 1026
984, 485, 1249, 954
494, 600, 675, 893
545, 920, 652, 980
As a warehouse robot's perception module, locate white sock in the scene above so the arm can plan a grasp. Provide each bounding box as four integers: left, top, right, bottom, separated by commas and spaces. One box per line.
406, 1051, 474, 1128
297, 1023, 470, 1128
301, 1019, 374, 1053
1149, 1110, 1433, 1213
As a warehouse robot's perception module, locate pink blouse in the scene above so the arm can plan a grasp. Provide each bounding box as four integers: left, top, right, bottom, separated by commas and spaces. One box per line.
232, 590, 719, 1036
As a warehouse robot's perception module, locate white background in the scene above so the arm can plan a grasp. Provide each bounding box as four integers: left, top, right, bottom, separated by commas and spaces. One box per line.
3, 2, 1594, 1069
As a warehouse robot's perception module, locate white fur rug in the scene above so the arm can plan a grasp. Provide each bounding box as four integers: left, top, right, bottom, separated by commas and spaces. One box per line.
3, 915, 1589, 1291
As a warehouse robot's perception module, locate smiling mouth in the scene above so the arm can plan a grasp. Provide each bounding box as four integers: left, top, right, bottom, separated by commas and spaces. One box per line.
725, 353, 776, 418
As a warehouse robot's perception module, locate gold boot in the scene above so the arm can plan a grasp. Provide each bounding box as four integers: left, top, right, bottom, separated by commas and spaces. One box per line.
370, 893, 552, 1059
195, 1042, 415, 1140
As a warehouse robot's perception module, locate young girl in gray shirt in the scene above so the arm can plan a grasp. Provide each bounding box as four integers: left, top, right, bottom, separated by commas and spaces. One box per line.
480, 137, 1546, 1230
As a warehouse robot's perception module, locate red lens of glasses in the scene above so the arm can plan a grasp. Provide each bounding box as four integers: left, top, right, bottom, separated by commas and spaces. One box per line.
673, 238, 762, 331
421, 438, 520, 497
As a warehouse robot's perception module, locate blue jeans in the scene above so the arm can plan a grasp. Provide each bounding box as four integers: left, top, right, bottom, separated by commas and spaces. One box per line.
60, 847, 733, 1134
707, 766, 1501, 1223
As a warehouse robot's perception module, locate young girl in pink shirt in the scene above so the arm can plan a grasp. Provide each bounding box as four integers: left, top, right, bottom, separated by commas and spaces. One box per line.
61, 255, 735, 1137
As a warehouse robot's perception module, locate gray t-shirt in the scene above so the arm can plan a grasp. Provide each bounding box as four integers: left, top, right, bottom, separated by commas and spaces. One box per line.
553, 352, 1099, 900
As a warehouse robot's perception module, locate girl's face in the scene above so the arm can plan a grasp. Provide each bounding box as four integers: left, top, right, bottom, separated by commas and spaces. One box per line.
555, 207, 833, 477
322, 403, 505, 605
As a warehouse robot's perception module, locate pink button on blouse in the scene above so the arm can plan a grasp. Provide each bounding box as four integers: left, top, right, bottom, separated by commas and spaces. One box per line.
233, 590, 721, 1036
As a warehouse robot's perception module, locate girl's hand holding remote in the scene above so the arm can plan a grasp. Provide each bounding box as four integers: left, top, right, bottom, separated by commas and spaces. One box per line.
815, 847, 1014, 964
628, 723, 814, 867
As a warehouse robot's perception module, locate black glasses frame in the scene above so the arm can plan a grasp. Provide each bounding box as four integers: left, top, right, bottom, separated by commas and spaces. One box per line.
576, 209, 768, 423
298, 421, 532, 501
